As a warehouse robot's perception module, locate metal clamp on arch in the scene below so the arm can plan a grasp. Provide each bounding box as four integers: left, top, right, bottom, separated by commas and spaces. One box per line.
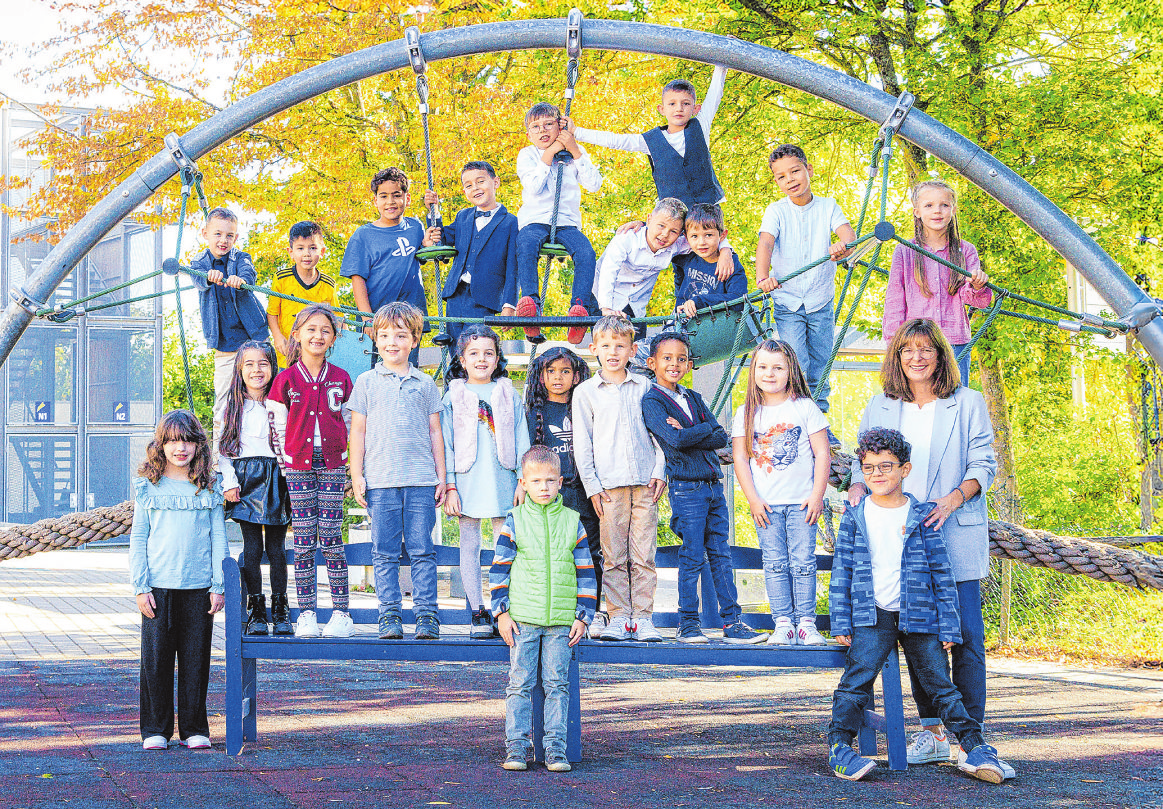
9, 286, 48, 316
164, 133, 209, 212
878, 92, 914, 141
564, 9, 583, 100
406, 27, 429, 113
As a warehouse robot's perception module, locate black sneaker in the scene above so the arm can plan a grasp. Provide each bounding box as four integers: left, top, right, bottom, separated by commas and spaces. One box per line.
676, 620, 709, 644
470, 608, 495, 639
378, 612, 403, 640
414, 614, 440, 640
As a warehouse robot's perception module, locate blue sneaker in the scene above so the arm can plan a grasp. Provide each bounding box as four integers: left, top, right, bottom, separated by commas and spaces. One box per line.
676, 620, 709, 644
378, 612, 403, 640
829, 743, 876, 781
723, 621, 767, 645
957, 743, 1004, 784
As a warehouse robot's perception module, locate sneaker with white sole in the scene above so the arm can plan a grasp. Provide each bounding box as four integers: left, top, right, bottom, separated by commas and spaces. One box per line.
907, 729, 951, 765
677, 620, 710, 644
768, 616, 796, 645
600, 617, 633, 641
179, 735, 211, 749
546, 752, 572, 772
723, 621, 767, 644
589, 612, 609, 640
142, 735, 168, 751
633, 615, 663, 642
295, 610, 321, 638
321, 611, 355, 638
956, 746, 1015, 780
796, 620, 827, 646
956, 743, 1004, 784
829, 743, 876, 781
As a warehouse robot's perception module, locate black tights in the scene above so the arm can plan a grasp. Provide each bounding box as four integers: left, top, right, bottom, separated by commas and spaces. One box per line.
238, 521, 288, 597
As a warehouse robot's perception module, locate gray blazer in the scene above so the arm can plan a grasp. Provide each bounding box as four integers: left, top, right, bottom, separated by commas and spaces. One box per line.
851, 387, 998, 581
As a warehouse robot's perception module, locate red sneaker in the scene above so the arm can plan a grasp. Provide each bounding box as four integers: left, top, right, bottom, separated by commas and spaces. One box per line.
515, 296, 541, 341
566, 302, 590, 345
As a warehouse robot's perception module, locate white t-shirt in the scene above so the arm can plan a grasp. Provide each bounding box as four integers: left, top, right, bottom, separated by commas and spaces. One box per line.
900, 400, 938, 501
760, 195, 849, 314
864, 499, 909, 611
732, 397, 828, 505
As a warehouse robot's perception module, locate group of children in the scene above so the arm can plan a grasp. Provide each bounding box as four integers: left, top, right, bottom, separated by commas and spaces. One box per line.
129, 64, 1006, 783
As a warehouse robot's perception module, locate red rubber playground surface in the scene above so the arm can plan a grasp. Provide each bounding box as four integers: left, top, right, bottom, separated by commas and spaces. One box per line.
2, 549, 1162, 808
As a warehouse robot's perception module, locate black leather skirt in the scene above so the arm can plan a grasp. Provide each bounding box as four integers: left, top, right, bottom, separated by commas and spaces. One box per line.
225, 456, 291, 526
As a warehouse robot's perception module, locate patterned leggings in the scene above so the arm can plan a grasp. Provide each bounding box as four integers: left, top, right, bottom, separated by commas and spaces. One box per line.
286, 452, 348, 613
459, 516, 505, 611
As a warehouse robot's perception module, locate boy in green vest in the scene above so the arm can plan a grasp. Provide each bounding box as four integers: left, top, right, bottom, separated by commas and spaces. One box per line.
490, 446, 597, 773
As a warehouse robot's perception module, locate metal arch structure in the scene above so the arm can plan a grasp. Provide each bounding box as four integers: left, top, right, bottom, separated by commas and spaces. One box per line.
3, 17, 1161, 366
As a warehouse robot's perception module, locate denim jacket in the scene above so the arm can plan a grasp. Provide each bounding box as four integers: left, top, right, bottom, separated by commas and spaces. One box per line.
190, 247, 268, 350
829, 494, 962, 644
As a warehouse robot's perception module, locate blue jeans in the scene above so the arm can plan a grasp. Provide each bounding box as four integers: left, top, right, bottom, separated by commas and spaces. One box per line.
516, 224, 599, 314
505, 622, 573, 758
911, 579, 987, 728
668, 480, 741, 625
829, 606, 983, 751
770, 302, 833, 411
951, 342, 972, 387
756, 504, 818, 624
367, 486, 438, 617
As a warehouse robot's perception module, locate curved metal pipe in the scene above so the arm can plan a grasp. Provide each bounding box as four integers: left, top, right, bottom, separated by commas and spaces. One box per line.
2, 18, 1157, 365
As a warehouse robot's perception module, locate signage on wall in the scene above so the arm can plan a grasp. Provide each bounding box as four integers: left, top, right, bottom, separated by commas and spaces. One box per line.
113, 401, 129, 422
33, 401, 53, 422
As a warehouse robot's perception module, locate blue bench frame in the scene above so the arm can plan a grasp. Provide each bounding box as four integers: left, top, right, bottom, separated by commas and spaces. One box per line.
223, 542, 907, 767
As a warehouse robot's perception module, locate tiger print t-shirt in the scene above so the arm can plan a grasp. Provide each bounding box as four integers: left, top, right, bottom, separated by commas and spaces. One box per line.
732, 398, 829, 505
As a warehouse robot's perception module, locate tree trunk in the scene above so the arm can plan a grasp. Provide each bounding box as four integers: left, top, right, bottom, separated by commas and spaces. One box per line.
978, 356, 1020, 521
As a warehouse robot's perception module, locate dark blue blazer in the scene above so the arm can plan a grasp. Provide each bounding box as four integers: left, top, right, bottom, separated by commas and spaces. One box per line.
440, 205, 519, 312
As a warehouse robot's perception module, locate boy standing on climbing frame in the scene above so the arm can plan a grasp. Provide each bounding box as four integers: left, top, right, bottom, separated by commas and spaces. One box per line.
342, 167, 434, 367
513, 102, 604, 344
568, 66, 727, 209
191, 206, 269, 429
267, 220, 338, 366
755, 144, 856, 415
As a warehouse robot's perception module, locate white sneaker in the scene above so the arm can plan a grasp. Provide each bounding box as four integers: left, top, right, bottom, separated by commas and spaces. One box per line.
599, 617, 633, 641
322, 611, 355, 638
142, 735, 168, 751
180, 735, 211, 749
955, 746, 1016, 780
767, 617, 796, 645
634, 615, 663, 642
907, 729, 951, 765
589, 612, 608, 640
796, 620, 827, 646
295, 610, 321, 638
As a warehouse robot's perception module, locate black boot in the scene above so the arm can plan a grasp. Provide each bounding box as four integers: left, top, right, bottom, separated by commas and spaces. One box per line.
245, 594, 270, 636
270, 593, 294, 636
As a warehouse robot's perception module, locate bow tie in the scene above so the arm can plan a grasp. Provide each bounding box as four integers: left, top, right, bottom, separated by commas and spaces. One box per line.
475, 209, 494, 220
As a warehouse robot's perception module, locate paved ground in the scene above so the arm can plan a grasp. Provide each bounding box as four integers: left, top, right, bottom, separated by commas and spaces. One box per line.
2, 547, 1162, 809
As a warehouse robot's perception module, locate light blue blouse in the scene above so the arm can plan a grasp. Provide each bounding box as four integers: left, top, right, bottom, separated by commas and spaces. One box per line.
128, 476, 228, 595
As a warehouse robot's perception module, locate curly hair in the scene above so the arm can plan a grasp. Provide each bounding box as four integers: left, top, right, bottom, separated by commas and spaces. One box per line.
856, 427, 911, 465
447, 324, 508, 381
371, 167, 408, 196
285, 304, 341, 366
525, 346, 591, 446
219, 340, 279, 460
138, 410, 215, 492
648, 330, 691, 357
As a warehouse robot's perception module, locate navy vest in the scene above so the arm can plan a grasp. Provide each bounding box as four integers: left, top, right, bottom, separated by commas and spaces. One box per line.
641, 119, 724, 207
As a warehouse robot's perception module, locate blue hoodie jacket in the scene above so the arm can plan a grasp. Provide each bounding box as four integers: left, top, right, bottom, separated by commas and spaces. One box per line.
190, 247, 268, 351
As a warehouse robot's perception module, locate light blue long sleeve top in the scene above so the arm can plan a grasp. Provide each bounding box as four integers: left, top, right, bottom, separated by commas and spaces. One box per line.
128, 476, 228, 595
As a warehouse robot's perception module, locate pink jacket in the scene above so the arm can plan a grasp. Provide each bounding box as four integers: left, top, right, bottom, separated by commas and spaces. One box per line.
882, 240, 993, 344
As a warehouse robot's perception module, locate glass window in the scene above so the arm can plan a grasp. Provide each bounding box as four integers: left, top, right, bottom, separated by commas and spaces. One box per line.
87, 434, 151, 509
5, 434, 78, 522
88, 327, 156, 424
128, 227, 160, 318
7, 224, 78, 310
6, 325, 77, 425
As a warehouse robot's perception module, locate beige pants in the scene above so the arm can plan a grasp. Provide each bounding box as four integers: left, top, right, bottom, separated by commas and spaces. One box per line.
598, 484, 658, 621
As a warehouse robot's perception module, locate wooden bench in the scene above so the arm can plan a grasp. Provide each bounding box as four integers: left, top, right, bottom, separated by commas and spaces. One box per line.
223, 542, 907, 767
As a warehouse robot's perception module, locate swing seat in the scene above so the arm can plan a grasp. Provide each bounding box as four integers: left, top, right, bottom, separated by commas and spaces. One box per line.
417, 245, 458, 264
680, 306, 768, 368
329, 327, 376, 380
539, 242, 569, 260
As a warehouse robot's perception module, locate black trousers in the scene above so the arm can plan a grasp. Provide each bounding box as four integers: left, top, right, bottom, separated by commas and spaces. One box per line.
139, 587, 214, 740
239, 521, 288, 597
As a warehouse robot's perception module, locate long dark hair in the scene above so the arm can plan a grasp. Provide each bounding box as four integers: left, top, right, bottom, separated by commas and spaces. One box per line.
447, 324, 508, 380
138, 410, 215, 493
286, 304, 341, 366
525, 346, 591, 445
219, 340, 279, 460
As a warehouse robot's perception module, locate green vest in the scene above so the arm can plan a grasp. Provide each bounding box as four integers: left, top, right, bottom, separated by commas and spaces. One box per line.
508, 495, 581, 627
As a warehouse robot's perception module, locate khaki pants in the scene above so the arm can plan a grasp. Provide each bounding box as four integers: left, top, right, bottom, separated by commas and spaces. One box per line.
598, 484, 658, 621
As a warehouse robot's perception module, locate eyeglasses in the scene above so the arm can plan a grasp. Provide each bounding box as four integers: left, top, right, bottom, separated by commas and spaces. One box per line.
860, 462, 900, 475
899, 347, 937, 359
526, 121, 560, 134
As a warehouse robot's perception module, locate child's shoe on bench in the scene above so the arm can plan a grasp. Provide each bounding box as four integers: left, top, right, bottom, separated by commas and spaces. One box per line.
633, 615, 663, 642
378, 612, 404, 640
723, 621, 767, 644
471, 608, 496, 639
414, 614, 440, 640
589, 612, 608, 639
322, 611, 355, 638
676, 620, 709, 644
768, 616, 796, 645
295, 610, 321, 638
796, 618, 827, 646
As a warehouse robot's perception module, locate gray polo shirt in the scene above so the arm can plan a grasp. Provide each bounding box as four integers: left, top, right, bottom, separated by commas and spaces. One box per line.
350, 364, 442, 489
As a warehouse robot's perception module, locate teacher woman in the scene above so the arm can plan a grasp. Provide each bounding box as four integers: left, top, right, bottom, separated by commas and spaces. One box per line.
847, 318, 1001, 770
